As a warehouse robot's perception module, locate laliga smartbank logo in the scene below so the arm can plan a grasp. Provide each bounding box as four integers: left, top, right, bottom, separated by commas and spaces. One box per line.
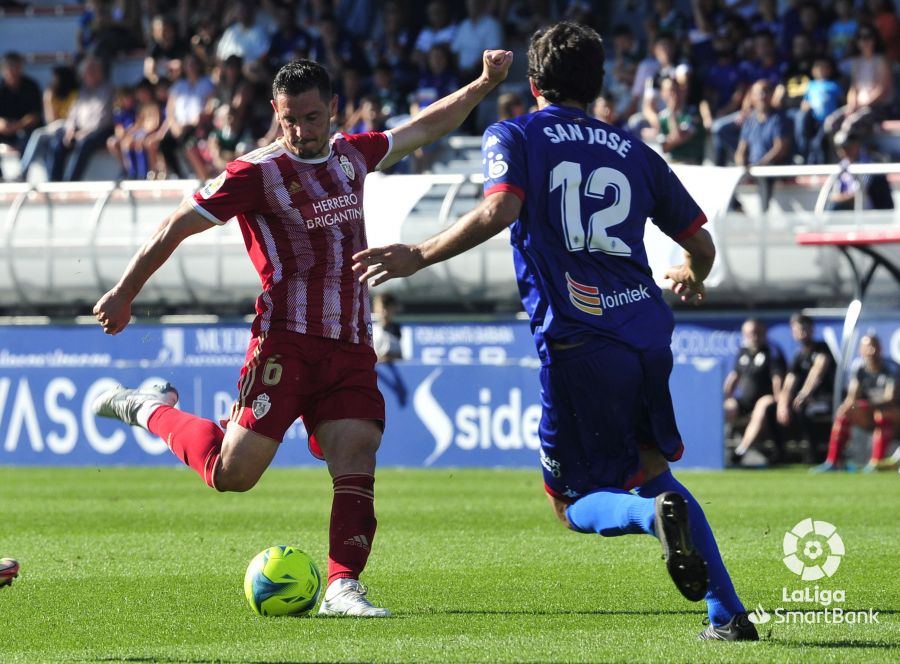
747, 518, 879, 626
782, 517, 844, 580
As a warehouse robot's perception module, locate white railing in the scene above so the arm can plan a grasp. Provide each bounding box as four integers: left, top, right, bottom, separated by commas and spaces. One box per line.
0, 164, 897, 312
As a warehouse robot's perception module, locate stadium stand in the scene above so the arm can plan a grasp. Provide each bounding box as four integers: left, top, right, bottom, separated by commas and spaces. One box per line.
0, 1, 897, 476
0, 1, 897, 315
1, 1, 898, 181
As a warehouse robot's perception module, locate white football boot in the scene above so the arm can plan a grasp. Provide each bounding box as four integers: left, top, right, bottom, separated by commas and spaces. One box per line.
92, 382, 179, 428
317, 578, 391, 617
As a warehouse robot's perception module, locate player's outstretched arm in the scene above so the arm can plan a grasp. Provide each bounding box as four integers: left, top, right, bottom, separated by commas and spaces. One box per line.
353, 191, 521, 287
664, 227, 715, 304
379, 50, 513, 169
93, 201, 215, 335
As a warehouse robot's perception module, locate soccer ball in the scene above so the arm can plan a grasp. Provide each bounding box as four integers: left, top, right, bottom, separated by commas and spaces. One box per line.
244, 545, 321, 616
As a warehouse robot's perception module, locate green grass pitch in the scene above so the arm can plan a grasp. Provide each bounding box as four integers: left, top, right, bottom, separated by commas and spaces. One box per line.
1, 466, 897, 663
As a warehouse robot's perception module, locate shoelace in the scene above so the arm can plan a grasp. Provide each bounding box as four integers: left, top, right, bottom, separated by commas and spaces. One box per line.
343, 581, 371, 603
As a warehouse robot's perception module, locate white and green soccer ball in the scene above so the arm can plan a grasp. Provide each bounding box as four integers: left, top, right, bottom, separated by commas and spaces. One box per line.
244, 545, 321, 616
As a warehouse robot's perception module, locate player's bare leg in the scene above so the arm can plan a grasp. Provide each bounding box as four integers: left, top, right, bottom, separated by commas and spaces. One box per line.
547, 494, 570, 527
723, 397, 742, 424
733, 394, 777, 458
213, 423, 280, 492
315, 419, 390, 617
93, 383, 277, 492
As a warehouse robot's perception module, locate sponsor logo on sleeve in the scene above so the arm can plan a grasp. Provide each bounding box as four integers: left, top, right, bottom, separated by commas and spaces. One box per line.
485, 151, 508, 179
199, 171, 226, 199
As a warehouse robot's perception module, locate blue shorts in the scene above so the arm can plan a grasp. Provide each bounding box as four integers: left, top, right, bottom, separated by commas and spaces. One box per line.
539, 338, 684, 502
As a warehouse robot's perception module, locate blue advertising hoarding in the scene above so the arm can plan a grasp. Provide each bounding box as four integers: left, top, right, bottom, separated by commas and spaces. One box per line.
0, 314, 896, 470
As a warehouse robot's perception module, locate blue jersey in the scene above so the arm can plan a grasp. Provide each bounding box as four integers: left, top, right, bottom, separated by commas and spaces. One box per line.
482, 104, 706, 363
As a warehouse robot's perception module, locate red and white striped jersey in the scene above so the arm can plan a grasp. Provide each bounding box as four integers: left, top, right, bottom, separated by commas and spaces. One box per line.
191, 132, 393, 346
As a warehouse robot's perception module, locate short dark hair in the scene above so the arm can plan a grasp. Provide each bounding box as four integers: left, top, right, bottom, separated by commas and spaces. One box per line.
790, 313, 812, 327
375, 292, 398, 309
2, 51, 23, 67
272, 59, 332, 101
527, 22, 605, 106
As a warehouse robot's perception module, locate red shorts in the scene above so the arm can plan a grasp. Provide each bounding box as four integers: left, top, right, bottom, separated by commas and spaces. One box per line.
230, 330, 385, 459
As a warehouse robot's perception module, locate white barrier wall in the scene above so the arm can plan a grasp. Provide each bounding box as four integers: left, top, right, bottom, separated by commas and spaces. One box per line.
0, 166, 898, 312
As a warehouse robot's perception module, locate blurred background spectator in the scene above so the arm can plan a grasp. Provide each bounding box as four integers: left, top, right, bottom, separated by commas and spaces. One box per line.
829, 0, 859, 62
824, 25, 893, 152
777, 313, 835, 464
372, 292, 404, 363
148, 53, 214, 180
734, 79, 791, 209
105, 84, 137, 178
827, 131, 895, 211
76, 0, 141, 67
413, 0, 457, 70
626, 31, 680, 133
591, 91, 622, 128
0, 52, 42, 181
207, 55, 255, 147
106, 77, 160, 180
451, 0, 503, 85
866, 0, 899, 64
772, 32, 815, 146
0, 0, 898, 179
206, 104, 241, 173
17, 65, 78, 182
267, 3, 313, 70
216, 0, 270, 64
366, 0, 417, 94
644, 75, 705, 165
144, 15, 189, 84
47, 55, 113, 181
794, 56, 842, 165
497, 91, 525, 122
725, 318, 787, 466
409, 42, 458, 172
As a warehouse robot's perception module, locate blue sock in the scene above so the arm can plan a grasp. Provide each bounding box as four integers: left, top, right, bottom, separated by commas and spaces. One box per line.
636, 470, 746, 626
565, 488, 657, 537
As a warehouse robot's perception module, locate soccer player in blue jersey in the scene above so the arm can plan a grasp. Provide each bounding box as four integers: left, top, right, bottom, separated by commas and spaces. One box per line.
353, 22, 757, 640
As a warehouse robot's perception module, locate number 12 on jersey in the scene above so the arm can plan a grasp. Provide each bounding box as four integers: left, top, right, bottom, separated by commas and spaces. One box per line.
549, 161, 632, 256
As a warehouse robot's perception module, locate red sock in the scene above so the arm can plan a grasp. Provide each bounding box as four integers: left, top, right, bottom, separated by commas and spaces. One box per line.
147, 406, 223, 488
826, 415, 850, 465
327, 473, 376, 585
871, 413, 891, 463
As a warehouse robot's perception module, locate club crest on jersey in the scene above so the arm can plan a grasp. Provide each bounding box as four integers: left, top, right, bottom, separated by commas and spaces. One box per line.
251, 393, 272, 419
339, 155, 355, 180
288, 180, 302, 195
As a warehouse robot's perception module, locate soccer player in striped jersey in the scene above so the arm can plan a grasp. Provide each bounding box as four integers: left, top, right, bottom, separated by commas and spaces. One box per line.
92, 52, 513, 617
354, 22, 757, 639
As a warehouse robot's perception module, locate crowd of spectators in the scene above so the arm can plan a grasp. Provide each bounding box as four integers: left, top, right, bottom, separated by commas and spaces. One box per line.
0, 0, 898, 182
